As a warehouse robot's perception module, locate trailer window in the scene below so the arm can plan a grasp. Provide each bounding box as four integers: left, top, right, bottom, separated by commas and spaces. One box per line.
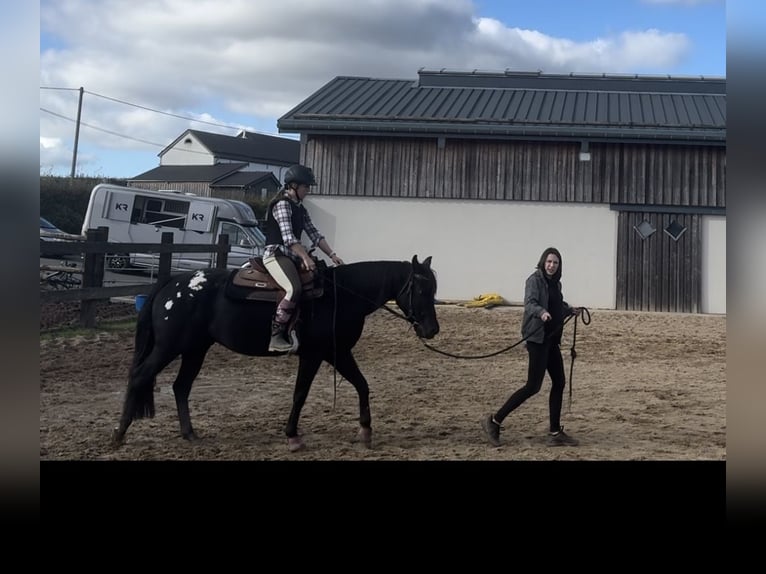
220, 222, 248, 246
131, 195, 189, 229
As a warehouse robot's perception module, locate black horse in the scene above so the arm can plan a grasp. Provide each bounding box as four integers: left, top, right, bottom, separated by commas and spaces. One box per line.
112, 255, 439, 451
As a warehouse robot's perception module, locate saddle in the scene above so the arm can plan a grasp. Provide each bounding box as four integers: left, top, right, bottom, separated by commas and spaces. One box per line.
225, 257, 324, 303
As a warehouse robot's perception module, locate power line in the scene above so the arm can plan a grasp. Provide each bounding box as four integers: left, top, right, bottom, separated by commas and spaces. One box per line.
40, 85, 290, 138
40, 86, 81, 92
85, 89, 246, 131
40, 107, 167, 147
41, 107, 227, 157
39, 85, 298, 174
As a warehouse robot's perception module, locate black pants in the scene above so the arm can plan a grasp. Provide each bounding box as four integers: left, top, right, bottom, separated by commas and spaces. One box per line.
494, 339, 566, 433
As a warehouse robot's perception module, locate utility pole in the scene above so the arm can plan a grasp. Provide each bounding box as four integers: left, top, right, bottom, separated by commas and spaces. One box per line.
70, 86, 84, 178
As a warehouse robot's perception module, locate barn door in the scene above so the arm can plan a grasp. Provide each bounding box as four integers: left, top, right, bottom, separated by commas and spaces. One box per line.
616, 211, 701, 313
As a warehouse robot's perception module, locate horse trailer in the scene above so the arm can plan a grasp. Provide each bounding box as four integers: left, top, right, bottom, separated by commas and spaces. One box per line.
81, 183, 266, 272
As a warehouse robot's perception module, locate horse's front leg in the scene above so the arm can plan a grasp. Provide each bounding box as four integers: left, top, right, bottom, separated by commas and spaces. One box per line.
285, 353, 323, 452
172, 351, 209, 440
329, 350, 372, 448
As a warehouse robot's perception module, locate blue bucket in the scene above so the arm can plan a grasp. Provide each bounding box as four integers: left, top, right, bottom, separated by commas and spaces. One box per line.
135, 294, 148, 312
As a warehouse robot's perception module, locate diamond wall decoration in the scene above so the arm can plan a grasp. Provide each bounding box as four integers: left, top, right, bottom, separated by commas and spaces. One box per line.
634, 219, 656, 240
664, 219, 687, 241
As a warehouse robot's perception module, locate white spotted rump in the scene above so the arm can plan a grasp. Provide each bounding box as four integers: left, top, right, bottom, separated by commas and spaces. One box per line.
188, 271, 207, 291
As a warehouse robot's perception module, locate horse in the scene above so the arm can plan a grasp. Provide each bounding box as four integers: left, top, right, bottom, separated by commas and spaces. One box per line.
112, 255, 440, 451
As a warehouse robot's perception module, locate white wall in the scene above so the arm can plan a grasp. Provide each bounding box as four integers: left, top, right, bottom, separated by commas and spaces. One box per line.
305, 196, 617, 309
161, 133, 215, 166
702, 215, 726, 314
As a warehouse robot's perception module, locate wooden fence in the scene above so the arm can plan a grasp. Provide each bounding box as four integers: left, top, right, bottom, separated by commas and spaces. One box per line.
40, 226, 231, 327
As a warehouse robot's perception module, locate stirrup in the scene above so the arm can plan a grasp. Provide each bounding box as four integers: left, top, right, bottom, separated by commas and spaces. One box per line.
287, 330, 299, 354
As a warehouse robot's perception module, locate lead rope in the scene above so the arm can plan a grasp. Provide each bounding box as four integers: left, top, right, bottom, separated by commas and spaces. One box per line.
332, 268, 338, 409
567, 307, 591, 412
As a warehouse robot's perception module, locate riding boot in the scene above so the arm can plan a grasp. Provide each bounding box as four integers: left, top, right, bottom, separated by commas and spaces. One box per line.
269, 320, 293, 353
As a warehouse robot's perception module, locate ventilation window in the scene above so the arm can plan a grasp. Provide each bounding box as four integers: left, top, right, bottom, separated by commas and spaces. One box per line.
634, 220, 656, 240
184, 138, 192, 144
664, 219, 687, 241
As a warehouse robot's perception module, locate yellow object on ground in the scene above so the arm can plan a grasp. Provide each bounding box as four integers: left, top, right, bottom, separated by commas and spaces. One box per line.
460, 293, 507, 308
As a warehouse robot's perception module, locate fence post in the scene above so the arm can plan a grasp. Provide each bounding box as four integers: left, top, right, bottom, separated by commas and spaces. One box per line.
216, 234, 229, 269
158, 232, 173, 283
79, 226, 108, 328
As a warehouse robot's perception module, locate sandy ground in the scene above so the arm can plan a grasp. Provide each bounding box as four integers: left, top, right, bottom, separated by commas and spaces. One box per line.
39, 300, 726, 462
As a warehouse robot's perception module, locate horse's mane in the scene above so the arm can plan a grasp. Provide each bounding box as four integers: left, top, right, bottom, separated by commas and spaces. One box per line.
320, 259, 436, 307
326, 260, 409, 293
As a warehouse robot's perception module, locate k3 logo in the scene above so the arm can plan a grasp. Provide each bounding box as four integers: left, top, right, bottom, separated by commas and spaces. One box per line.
114, 202, 128, 211
191, 213, 205, 221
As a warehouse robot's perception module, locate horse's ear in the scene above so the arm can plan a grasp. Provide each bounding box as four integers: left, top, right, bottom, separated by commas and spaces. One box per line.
412, 255, 432, 272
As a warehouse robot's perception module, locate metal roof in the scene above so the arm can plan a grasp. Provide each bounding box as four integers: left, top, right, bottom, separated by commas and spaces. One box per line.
210, 170, 280, 188
160, 129, 301, 165
130, 163, 249, 183
278, 69, 726, 145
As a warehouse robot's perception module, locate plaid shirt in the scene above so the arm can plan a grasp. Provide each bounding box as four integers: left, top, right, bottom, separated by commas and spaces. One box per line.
263, 196, 324, 262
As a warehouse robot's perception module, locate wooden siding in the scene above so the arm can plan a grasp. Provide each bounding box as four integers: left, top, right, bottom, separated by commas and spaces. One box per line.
616, 211, 701, 312
303, 136, 725, 208
128, 181, 212, 197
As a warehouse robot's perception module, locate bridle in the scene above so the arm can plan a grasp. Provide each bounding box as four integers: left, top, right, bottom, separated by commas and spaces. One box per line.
381, 268, 421, 325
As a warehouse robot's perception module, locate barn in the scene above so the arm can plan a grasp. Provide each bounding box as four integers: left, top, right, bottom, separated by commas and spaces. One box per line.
277, 68, 726, 313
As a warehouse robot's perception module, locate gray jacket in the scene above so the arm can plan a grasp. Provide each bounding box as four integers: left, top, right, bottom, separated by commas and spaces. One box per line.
521, 269, 574, 344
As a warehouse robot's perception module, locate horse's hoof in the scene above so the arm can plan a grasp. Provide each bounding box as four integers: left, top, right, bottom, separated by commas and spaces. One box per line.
112, 428, 125, 447
182, 431, 200, 441
287, 436, 305, 452
357, 427, 372, 449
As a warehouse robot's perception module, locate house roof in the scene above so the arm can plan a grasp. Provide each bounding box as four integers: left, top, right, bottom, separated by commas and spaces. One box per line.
130, 163, 249, 183
210, 170, 280, 188
161, 129, 300, 165
278, 69, 726, 145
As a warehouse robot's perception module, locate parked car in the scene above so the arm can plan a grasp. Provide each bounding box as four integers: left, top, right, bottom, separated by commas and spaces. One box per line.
40, 217, 80, 259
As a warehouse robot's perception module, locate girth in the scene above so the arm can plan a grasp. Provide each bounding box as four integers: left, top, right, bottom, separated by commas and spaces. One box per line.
226, 257, 324, 302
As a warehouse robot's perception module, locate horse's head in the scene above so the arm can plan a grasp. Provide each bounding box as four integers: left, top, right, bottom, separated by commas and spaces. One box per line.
396, 255, 440, 339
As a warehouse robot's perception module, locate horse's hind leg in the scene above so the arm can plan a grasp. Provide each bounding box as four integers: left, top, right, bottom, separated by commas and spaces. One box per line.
113, 349, 177, 446
172, 349, 210, 441
328, 350, 372, 448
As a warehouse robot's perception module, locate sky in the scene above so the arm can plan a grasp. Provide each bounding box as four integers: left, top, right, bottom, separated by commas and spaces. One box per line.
39, 0, 726, 179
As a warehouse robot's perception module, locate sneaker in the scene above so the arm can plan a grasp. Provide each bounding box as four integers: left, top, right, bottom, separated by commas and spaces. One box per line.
481, 414, 502, 447
546, 426, 579, 447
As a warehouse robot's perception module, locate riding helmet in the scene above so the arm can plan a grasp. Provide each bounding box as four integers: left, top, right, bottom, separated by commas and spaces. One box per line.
284, 164, 317, 187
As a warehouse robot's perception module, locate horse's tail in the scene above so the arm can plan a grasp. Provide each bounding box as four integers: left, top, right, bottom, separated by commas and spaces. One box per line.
127, 275, 174, 419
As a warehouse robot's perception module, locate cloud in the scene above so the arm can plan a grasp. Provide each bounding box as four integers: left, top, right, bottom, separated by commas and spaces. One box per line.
39, 0, 703, 175
469, 19, 690, 73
